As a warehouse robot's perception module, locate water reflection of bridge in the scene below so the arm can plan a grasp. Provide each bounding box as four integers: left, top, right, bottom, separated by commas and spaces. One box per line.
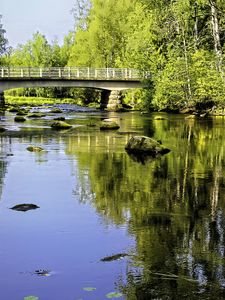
66, 132, 130, 154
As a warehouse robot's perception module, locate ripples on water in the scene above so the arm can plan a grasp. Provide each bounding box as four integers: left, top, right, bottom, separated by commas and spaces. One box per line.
0, 105, 225, 299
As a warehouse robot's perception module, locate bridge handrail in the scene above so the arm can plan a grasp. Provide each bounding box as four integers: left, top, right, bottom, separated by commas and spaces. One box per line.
0, 67, 150, 81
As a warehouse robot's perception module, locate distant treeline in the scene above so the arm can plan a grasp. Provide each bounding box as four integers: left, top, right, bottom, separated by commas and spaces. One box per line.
1, 1, 225, 111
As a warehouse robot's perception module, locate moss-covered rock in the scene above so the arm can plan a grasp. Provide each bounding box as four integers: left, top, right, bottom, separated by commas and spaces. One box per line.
16, 109, 29, 116
100, 121, 120, 130
28, 112, 46, 118
14, 116, 26, 122
50, 108, 63, 113
8, 107, 20, 113
125, 136, 170, 155
51, 121, 72, 129
27, 146, 44, 152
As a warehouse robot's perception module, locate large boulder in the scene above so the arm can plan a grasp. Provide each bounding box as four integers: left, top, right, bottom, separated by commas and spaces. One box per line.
125, 136, 170, 155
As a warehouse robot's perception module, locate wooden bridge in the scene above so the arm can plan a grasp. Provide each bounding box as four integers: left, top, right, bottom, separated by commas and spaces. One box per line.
0, 67, 150, 109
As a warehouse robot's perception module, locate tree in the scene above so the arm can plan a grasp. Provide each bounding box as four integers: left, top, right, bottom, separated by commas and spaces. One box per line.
0, 15, 8, 64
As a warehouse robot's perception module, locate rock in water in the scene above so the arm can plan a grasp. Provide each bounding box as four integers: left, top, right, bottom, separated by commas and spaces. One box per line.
0, 126, 6, 132
100, 253, 128, 262
50, 108, 63, 113
14, 116, 26, 122
27, 146, 44, 152
100, 121, 120, 130
51, 121, 72, 129
125, 136, 170, 155
10, 204, 40, 212
34, 269, 51, 276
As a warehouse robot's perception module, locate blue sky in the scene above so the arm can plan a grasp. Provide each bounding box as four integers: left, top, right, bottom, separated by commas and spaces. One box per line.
1, 0, 75, 47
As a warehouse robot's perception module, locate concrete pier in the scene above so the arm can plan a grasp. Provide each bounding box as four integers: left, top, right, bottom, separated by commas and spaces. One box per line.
0, 92, 5, 107
101, 90, 123, 111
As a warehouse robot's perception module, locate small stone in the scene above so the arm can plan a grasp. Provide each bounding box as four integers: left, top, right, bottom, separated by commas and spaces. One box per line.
14, 116, 26, 122
50, 108, 63, 113
51, 121, 72, 130
10, 204, 40, 212
100, 121, 120, 130
27, 146, 44, 152
0, 126, 6, 132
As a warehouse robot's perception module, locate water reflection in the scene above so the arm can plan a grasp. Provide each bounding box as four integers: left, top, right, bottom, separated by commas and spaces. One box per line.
68, 114, 225, 299
1, 111, 225, 299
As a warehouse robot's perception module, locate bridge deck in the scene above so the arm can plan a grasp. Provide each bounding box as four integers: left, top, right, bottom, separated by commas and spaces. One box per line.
0, 67, 149, 81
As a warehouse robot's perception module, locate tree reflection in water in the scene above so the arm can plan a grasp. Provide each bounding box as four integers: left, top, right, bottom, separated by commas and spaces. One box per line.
69, 115, 225, 299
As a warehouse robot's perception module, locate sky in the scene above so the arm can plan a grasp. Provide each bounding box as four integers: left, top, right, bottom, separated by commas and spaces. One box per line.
1, 0, 75, 47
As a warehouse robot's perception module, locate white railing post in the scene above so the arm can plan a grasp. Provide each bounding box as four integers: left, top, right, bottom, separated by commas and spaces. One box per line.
59, 68, 61, 78
1, 68, 4, 78
106, 68, 109, 79
40, 68, 42, 77
95, 69, 98, 78
77, 68, 79, 78
129, 69, 132, 79
20, 69, 23, 77
87, 67, 90, 78
112, 69, 115, 78
68, 67, 71, 78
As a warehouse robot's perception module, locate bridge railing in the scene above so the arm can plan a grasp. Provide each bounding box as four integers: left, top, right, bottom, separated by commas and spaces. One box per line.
0, 67, 150, 81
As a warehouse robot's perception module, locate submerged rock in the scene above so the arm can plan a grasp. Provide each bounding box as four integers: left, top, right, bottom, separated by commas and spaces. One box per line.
34, 269, 51, 277
100, 253, 128, 262
100, 121, 120, 130
14, 116, 26, 122
27, 146, 44, 152
125, 136, 170, 155
51, 121, 72, 129
0, 126, 6, 132
10, 204, 40, 212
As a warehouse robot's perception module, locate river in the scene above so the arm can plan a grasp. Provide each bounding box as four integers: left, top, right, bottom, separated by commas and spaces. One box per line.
0, 105, 225, 299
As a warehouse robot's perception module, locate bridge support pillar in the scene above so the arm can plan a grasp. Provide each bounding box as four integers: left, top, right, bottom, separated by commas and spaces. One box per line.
100, 90, 123, 111
0, 91, 5, 107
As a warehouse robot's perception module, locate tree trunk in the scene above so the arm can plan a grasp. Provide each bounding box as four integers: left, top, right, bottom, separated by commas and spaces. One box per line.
209, 0, 224, 76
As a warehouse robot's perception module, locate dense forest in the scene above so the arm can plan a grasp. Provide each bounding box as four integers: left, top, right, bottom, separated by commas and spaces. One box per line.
1, 0, 225, 111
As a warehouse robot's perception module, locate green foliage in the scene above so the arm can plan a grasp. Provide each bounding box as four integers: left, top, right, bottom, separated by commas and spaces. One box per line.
5, 0, 225, 110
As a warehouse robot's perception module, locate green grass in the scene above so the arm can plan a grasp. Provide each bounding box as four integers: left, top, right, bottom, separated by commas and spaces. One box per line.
5, 96, 84, 106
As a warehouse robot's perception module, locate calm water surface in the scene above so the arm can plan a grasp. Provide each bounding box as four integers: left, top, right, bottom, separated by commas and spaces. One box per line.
1, 106, 225, 299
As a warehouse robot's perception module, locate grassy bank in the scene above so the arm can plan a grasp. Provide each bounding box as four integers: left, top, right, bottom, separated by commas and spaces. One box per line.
5, 96, 100, 108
